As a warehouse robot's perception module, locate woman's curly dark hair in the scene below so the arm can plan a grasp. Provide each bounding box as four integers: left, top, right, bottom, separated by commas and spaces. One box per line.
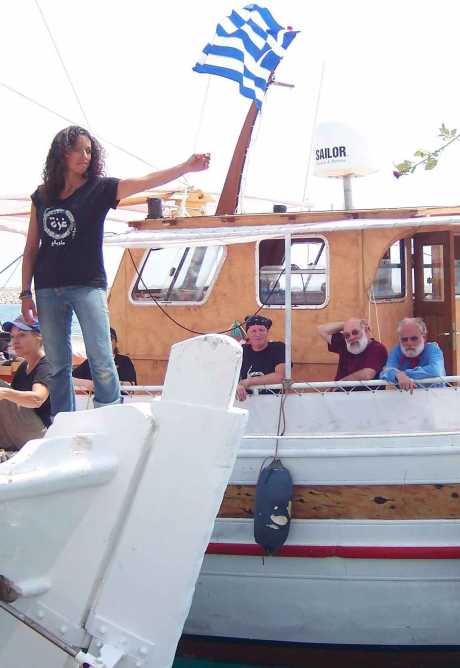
40, 126, 105, 204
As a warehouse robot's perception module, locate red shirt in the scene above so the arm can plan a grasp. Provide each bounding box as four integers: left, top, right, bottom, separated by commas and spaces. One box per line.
328, 333, 387, 381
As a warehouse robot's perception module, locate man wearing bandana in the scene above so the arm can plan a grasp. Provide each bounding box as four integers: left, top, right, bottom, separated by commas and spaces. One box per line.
236, 316, 286, 402
380, 317, 445, 391
318, 317, 387, 386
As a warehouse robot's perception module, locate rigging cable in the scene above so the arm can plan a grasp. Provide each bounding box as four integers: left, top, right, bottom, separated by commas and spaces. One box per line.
193, 75, 212, 154
34, 0, 92, 130
1, 257, 22, 290
0, 82, 161, 172
0, 254, 23, 278
30, 1, 190, 187
302, 61, 326, 206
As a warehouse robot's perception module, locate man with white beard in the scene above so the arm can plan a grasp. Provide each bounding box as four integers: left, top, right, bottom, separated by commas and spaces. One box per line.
318, 318, 387, 386
380, 317, 445, 391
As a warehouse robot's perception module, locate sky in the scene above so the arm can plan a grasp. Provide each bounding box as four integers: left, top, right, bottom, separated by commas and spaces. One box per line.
1, 0, 460, 286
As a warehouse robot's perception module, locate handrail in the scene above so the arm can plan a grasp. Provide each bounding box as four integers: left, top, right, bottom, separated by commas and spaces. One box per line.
117, 376, 460, 394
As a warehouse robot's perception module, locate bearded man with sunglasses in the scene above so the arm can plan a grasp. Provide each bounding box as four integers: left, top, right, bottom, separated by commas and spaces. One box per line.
318, 318, 387, 386
380, 317, 445, 392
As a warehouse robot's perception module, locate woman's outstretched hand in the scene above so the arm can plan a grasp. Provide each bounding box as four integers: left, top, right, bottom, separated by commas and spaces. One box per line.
185, 153, 211, 172
21, 297, 38, 324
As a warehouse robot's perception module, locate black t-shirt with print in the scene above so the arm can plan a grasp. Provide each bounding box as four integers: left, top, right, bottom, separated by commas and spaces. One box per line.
31, 177, 120, 289
11, 357, 52, 427
240, 341, 286, 380
72, 353, 137, 384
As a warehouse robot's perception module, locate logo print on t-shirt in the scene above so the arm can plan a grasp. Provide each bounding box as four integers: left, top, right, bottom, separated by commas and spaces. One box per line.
43, 208, 76, 246
247, 366, 263, 380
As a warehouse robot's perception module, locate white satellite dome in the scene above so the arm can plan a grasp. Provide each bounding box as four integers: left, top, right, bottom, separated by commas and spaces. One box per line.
313, 121, 378, 178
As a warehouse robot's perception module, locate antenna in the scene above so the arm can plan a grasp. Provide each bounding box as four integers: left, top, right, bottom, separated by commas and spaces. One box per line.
313, 121, 379, 210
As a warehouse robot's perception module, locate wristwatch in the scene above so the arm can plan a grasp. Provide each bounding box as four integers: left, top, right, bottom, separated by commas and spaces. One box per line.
19, 289, 33, 300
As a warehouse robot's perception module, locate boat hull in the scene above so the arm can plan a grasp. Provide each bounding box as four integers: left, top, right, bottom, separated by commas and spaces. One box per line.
184, 388, 460, 646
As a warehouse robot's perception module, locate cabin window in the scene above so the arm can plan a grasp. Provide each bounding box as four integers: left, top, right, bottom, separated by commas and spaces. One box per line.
421, 243, 444, 301
371, 240, 406, 300
257, 237, 328, 308
131, 246, 225, 304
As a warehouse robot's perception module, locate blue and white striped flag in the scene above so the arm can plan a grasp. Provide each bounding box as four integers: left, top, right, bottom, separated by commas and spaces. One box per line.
193, 4, 298, 109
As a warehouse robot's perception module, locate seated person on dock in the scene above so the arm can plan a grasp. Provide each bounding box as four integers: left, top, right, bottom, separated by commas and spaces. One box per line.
0, 315, 51, 457
73, 327, 137, 392
318, 318, 387, 387
236, 316, 286, 402
380, 317, 445, 392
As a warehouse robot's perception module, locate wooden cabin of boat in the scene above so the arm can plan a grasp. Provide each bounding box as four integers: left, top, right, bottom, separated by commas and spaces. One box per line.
108, 205, 460, 384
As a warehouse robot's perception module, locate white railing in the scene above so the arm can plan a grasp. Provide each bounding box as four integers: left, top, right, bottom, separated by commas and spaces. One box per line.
97, 376, 460, 398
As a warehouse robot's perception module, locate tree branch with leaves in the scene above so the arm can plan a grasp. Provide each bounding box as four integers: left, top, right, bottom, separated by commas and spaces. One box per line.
393, 123, 459, 178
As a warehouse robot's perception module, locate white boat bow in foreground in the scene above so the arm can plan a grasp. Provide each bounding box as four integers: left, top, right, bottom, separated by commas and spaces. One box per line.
0, 334, 247, 668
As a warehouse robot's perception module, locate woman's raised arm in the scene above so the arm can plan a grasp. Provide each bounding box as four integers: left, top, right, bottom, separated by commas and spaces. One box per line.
116, 153, 210, 200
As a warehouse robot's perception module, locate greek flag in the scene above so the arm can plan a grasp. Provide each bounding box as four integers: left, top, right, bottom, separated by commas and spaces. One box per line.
193, 4, 298, 109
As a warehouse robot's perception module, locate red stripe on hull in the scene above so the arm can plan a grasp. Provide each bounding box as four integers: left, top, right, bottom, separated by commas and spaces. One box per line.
206, 543, 460, 559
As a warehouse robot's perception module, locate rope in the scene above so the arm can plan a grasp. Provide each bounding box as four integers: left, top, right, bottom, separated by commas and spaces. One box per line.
369, 282, 382, 342
273, 386, 288, 460
177, 186, 190, 218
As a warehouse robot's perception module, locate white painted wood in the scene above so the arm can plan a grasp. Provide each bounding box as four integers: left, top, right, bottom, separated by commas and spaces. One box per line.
183, 387, 460, 647
240, 388, 460, 436
85, 335, 246, 667
0, 403, 156, 668
74, 381, 460, 648
161, 334, 242, 408
0, 334, 246, 668
186, 554, 460, 644
104, 214, 460, 249
211, 517, 460, 548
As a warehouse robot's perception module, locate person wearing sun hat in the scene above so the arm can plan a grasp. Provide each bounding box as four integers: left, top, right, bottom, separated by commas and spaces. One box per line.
0, 315, 51, 457
236, 315, 286, 402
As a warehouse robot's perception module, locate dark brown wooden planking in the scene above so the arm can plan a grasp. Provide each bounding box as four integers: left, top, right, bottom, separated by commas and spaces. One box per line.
218, 483, 460, 520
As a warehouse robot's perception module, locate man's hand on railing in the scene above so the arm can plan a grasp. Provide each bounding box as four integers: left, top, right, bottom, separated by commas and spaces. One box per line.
394, 370, 417, 393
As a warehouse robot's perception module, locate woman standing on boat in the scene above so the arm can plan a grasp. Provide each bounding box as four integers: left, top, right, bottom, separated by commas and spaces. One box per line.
20, 125, 210, 417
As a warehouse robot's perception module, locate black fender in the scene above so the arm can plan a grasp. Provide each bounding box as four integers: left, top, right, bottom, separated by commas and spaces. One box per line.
253, 458, 293, 555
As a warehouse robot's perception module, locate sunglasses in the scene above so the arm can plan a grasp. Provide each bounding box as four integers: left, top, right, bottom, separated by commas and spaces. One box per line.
343, 329, 361, 339
400, 336, 420, 343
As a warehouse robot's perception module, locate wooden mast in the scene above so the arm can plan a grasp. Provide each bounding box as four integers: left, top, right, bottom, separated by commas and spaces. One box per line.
214, 66, 290, 216
215, 100, 259, 216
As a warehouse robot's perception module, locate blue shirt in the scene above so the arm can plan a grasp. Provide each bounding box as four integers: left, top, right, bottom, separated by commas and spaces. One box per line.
379, 342, 446, 384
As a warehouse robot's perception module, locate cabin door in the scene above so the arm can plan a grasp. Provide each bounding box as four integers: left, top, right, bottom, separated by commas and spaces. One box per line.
413, 231, 456, 374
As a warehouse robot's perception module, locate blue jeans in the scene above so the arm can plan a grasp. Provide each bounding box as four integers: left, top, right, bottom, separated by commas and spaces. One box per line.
36, 286, 121, 416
